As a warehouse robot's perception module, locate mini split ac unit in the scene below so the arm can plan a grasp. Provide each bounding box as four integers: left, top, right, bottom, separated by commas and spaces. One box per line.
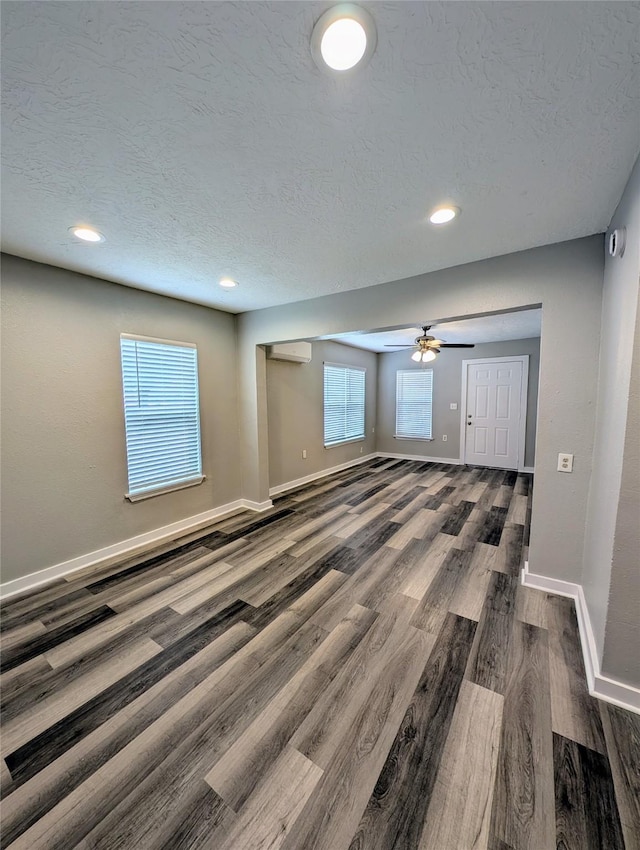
266, 342, 312, 364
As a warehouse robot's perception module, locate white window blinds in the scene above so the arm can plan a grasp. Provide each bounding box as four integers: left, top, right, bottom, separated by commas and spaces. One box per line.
395, 369, 433, 439
120, 335, 203, 500
323, 363, 366, 447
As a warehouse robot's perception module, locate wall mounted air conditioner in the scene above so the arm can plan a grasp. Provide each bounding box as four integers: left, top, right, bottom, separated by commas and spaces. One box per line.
266, 342, 312, 364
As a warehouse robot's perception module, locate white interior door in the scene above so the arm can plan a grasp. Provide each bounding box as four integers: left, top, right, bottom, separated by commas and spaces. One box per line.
463, 358, 525, 470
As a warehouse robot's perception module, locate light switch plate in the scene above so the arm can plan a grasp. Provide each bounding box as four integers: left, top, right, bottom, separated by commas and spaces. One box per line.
557, 453, 573, 473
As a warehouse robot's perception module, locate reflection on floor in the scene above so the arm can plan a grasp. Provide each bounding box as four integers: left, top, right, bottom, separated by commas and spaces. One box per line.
1, 459, 638, 849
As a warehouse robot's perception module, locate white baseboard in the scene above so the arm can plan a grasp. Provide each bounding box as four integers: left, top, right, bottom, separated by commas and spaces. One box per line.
376, 451, 462, 465
268, 453, 377, 497
521, 562, 581, 598
381, 453, 534, 474
269, 452, 516, 499
240, 499, 274, 512
0, 497, 274, 601
522, 562, 640, 714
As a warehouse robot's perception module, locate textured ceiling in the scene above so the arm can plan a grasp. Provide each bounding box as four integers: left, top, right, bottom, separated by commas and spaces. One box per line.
325, 308, 542, 351
2, 2, 639, 313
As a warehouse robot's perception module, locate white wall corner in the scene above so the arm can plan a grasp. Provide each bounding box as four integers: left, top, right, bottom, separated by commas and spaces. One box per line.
0, 497, 272, 600
522, 561, 640, 714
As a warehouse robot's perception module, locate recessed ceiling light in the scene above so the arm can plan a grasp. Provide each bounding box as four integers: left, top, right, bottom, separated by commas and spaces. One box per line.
311, 4, 377, 73
219, 278, 238, 289
429, 206, 459, 225
69, 225, 105, 242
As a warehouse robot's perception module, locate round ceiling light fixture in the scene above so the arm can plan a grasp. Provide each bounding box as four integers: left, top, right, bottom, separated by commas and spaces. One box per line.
428, 206, 460, 225
311, 4, 377, 73
219, 278, 238, 289
69, 225, 105, 243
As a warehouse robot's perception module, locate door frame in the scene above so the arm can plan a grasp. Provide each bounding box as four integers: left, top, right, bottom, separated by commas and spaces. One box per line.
459, 355, 529, 472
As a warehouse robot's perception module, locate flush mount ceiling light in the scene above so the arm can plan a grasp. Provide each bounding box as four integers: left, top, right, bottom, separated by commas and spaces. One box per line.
428, 206, 460, 225
69, 225, 105, 243
219, 278, 238, 289
311, 4, 377, 73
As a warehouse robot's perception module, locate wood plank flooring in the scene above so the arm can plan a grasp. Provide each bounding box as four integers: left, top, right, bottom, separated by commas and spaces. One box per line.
1, 458, 638, 849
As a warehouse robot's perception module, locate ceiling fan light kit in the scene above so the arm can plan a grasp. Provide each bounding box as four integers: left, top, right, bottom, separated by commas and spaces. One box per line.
412, 349, 437, 363
386, 325, 476, 361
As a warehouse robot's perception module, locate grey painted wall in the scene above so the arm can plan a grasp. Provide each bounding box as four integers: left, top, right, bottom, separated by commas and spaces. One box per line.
376, 338, 540, 467
1, 255, 242, 583
238, 236, 604, 586
582, 155, 640, 673
266, 341, 377, 489
603, 299, 640, 685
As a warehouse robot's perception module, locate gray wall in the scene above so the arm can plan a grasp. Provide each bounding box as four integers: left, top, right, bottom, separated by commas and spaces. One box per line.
266, 341, 377, 489
376, 338, 539, 467
1, 255, 242, 583
603, 300, 640, 685
238, 236, 603, 586
582, 154, 640, 677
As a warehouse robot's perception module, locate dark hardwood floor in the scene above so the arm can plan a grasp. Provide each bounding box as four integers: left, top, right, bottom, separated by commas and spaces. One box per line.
1, 459, 638, 849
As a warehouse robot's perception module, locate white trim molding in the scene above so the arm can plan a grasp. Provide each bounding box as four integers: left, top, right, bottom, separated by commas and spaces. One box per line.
522, 562, 640, 714
269, 453, 377, 497
0, 496, 274, 600
240, 499, 274, 512
376, 451, 462, 465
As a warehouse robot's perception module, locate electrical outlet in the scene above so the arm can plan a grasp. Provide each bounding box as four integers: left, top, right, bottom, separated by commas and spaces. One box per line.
450, 403, 458, 410
302, 449, 307, 459
557, 453, 573, 473
360, 447, 363, 453
442, 434, 448, 442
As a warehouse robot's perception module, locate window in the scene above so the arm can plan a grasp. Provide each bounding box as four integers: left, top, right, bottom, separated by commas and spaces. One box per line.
323, 363, 366, 447
395, 369, 433, 440
120, 334, 203, 501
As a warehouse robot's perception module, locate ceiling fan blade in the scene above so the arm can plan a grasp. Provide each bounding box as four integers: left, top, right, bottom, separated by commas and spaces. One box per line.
384, 344, 415, 348
438, 343, 475, 348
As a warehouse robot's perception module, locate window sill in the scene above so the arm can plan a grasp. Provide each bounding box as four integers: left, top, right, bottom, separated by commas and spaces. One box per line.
394, 435, 433, 441
126, 475, 206, 502
324, 436, 365, 449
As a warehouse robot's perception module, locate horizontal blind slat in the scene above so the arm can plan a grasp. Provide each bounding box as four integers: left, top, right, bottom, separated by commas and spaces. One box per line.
395, 369, 433, 439
121, 336, 203, 496
324, 364, 365, 446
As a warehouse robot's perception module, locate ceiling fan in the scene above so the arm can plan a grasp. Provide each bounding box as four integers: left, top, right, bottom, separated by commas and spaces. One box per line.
385, 325, 475, 362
